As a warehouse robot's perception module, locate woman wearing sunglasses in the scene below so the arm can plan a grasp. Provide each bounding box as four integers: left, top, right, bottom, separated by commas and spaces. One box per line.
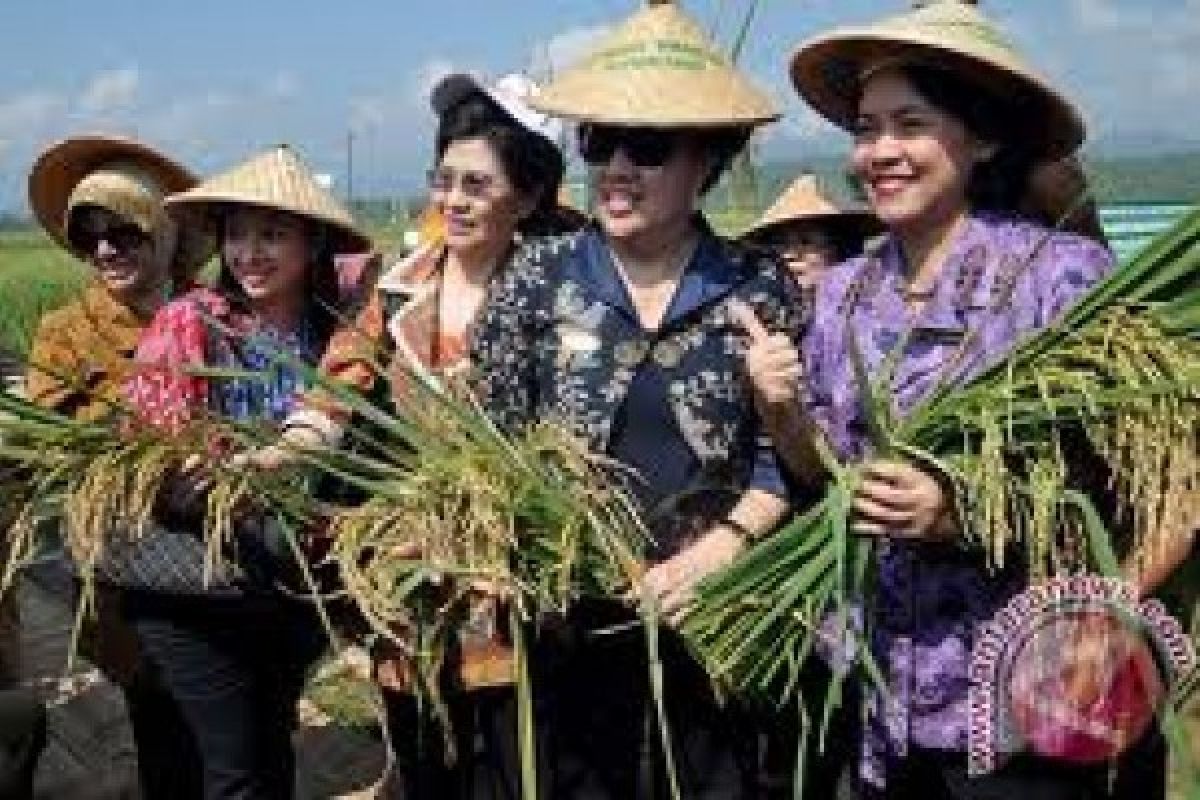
21, 135, 212, 798
249, 73, 575, 799
470, 5, 821, 797
25, 135, 212, 420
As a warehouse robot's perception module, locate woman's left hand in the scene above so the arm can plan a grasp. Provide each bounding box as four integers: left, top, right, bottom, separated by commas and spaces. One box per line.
641, 526, 745, 622
852, 459, 955, 540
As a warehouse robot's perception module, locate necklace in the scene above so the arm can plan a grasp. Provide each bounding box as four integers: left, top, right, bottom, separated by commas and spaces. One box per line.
609, 236, 698, 331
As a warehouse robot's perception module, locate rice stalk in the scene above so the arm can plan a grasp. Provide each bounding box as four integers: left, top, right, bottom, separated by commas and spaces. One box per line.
682, 207, 1200, 726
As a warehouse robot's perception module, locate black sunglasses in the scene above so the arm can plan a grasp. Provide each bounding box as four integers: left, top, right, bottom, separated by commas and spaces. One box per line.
71, 222, 150, 255
578, 125, 682, 168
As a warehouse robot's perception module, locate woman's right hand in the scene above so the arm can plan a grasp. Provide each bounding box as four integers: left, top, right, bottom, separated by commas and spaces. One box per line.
852, 460, 956, 541
729, 299, 802, 410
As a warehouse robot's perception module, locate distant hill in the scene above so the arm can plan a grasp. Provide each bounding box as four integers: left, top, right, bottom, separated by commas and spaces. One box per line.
751, 151, 1200, 208
1084, 152, 1200, 204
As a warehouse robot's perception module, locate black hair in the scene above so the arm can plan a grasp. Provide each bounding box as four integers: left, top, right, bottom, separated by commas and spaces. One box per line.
857, 62, 1037, 213
213, 211, 340, 349
693, 126, 753, 195
435, 93, 574, 237
824, 219, 872, 261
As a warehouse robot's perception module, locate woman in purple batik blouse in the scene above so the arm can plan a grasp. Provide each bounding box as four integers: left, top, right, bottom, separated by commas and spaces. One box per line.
738, 3, 1171, 799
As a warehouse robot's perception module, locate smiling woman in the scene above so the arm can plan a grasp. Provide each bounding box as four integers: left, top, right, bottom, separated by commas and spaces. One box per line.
18, 134, 213, 799
464, 3, 846, 797
224, 71, 576, 800
117, 144, 370, 800
732, 2, 1165, 797
23, 134, 212, 420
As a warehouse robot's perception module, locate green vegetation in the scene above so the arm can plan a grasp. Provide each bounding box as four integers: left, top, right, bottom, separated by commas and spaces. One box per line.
757, 151, 1200, 208
0, 230, 88, 360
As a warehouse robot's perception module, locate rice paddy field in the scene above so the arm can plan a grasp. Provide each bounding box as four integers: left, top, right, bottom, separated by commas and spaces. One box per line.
0, 229, 89, 363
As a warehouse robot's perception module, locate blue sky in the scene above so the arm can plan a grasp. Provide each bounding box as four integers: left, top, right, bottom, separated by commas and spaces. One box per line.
1, 0, 1197, 213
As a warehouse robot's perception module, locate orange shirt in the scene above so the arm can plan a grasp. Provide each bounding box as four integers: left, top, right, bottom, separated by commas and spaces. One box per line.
303, 241, 471, 436
25, 283, 155, 421
302, 242, 513, 693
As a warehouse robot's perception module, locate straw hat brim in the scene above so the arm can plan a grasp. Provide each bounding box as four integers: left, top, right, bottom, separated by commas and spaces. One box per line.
165, 192, 372, 256
28, 134, 214, 276
790, 32, 1085, 160
530, 75, 781, 129
742, 207, 881, 243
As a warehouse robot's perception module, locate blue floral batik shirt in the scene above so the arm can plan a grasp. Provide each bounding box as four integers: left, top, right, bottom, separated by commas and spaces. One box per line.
472, 218, 808, 559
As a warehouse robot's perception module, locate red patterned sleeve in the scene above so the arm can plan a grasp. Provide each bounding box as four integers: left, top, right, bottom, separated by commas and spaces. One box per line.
124, 292, 222, 432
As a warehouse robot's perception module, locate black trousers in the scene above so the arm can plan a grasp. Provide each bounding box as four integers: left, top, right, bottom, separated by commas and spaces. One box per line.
861, 732, 1167, 800
384, 686, 520, 800
532, 601, 857, 799
0, 688, 46, 800
125, 592, 326, 800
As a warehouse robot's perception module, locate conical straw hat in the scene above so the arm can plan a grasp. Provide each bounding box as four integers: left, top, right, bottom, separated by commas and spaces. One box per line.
28, 134, 214, 277
790, 1, 1085, 159
742, 174, 879, 240
531, 1, 779, 128
166, 144, 371, 253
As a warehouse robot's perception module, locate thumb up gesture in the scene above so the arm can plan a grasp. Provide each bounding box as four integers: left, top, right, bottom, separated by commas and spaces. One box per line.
728, 299, 802, 409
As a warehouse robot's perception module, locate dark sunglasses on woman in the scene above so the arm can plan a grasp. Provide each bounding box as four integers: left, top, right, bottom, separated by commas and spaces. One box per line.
578, 124, 682, 168
71, 223, 151, 255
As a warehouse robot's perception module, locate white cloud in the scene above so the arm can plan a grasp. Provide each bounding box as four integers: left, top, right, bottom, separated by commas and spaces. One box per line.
349, 95, 389, 132
142, 91, 237, 150
531, 25, 610, 79
1053, 0, 1200, 145
344, 57, 464, 137
79, 67, 139, 114
1068, 0, 1125, 31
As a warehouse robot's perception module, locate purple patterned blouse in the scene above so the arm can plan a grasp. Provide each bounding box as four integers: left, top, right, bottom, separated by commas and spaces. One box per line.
802, 211, 1114, 786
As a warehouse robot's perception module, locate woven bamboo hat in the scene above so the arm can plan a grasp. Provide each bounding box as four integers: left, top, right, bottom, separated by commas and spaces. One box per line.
165, 144, 372, 254
742, 174, 879, 241
790, 0, 1085, 159
28, 134, 215, 276
531, 0, 779, 128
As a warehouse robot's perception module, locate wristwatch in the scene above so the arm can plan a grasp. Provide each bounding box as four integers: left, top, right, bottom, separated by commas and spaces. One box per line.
720, 516, 757, 543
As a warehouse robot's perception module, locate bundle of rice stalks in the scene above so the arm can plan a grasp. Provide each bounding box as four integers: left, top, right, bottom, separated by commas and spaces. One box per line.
682, 207, 1200, 728
0, 388, 309, 623
254, 351, 649, 796
328, 410, 645, 642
